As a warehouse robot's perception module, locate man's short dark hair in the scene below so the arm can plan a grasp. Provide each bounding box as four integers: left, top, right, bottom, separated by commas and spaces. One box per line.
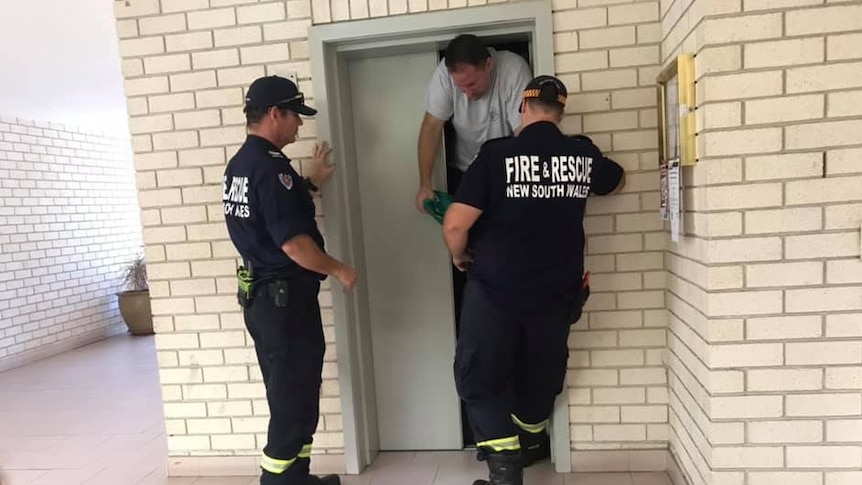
244, 106, 291, 127
444, 34, 490, 71
525, 98, 564, 117
245, 107, 269, 127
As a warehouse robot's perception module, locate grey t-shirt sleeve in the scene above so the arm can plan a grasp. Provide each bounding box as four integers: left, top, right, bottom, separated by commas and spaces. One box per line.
425, 61, 454, 122
503, 55, 533, 132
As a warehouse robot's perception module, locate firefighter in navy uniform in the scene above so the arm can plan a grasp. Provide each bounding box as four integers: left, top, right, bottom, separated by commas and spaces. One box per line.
442, 75, 625, 485
223, 75, 357, 485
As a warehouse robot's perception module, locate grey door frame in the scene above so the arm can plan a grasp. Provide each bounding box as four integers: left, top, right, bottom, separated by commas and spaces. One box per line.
308, 0, 571, 474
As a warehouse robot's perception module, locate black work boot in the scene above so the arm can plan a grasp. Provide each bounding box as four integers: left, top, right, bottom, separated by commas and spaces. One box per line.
307, 474, 340, 485
471, 452, 523, 485
476, 447, 488, 462
263, 472, 339, 485
519, 429, 550, 468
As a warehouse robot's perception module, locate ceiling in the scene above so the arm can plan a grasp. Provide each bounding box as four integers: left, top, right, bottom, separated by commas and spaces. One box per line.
0, 0, 128, 131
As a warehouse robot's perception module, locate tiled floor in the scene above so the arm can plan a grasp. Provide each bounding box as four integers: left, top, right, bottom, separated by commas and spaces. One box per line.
0, 336, 671, 485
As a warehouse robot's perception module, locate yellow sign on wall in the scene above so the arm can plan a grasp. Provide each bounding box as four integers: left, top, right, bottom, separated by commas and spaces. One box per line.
657, 54, 696, 167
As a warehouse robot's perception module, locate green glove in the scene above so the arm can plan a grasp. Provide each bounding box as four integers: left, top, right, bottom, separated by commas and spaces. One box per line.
422, 190, 454, 224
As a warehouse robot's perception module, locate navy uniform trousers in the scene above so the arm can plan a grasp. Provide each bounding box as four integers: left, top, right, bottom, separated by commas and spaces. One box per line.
454, 279, 572, 457
244, 277, 324, 485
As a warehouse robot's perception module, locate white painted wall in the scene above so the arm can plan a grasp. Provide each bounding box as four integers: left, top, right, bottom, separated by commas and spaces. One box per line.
0, 0, 128, 131
0, 119, 142, 371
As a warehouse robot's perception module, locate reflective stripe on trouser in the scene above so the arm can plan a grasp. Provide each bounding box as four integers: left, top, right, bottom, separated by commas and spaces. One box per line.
511, 414, 548, 434
476, 435, 521, 452
261, 444, 313, 474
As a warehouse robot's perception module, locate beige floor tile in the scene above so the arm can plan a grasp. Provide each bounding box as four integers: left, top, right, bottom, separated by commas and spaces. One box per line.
365, 464, 438, 485
0, 469, 47, 485
0, 336, 672, 485
524, 462, 566, 485
27, 467, 103, 485
631, 472, 673, 485
564, 472, 635, 485
188, 477, 258, 485
339, 474, 374, 485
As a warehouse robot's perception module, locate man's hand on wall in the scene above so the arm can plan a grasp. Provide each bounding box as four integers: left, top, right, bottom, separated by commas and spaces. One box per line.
310, 142, 335, 188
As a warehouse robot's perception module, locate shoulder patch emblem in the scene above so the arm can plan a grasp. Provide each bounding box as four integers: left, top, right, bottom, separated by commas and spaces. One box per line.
278, 173, 293, 190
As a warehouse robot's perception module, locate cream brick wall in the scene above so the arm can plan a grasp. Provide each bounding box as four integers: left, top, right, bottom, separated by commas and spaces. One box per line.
662, 0, 713, 482
114, 0, 345, 467
558, 0, 669, 469
663, 2, 862, 485
113, 0, 669, 473
0, 116, 142, 371
115, 0, 862, 475
116, 0, 862, 479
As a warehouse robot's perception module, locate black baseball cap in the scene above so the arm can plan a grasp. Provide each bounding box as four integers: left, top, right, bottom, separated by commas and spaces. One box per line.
244, 75, 317, 116
520, 75, 568, 111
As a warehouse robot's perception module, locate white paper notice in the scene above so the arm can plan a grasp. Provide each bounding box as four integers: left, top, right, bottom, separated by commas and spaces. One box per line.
669, 159, 681, 243
659, 164, 669, 221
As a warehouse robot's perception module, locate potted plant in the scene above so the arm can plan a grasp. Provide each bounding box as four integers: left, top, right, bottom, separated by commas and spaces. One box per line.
117, 254, 153, 335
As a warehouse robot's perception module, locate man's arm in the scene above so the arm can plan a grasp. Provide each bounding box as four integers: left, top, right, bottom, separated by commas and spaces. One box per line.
589, 152, 625, 196
444, 144, 492, 269
260, 166, 356, 290
282, 235, 357, 290
443, 202, 482, 271
504, 53, 534, 134
572, 135, 625, 196
415, 113, 446, 212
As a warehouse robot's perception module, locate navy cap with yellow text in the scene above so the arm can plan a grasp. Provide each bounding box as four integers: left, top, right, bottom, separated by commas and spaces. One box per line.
520, 75, 568, 111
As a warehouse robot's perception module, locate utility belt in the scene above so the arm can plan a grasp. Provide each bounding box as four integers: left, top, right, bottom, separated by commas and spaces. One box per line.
237, 266, 255, 308
237, 266, 310, 309
237, 266, 291, 309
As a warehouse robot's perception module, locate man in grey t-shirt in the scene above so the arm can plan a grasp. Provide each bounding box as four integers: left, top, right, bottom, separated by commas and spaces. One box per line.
415, 34, 532, 212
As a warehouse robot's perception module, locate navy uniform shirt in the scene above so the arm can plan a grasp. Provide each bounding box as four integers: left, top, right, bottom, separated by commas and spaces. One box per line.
223, 135, 325, 280
454, 121, 623, 313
